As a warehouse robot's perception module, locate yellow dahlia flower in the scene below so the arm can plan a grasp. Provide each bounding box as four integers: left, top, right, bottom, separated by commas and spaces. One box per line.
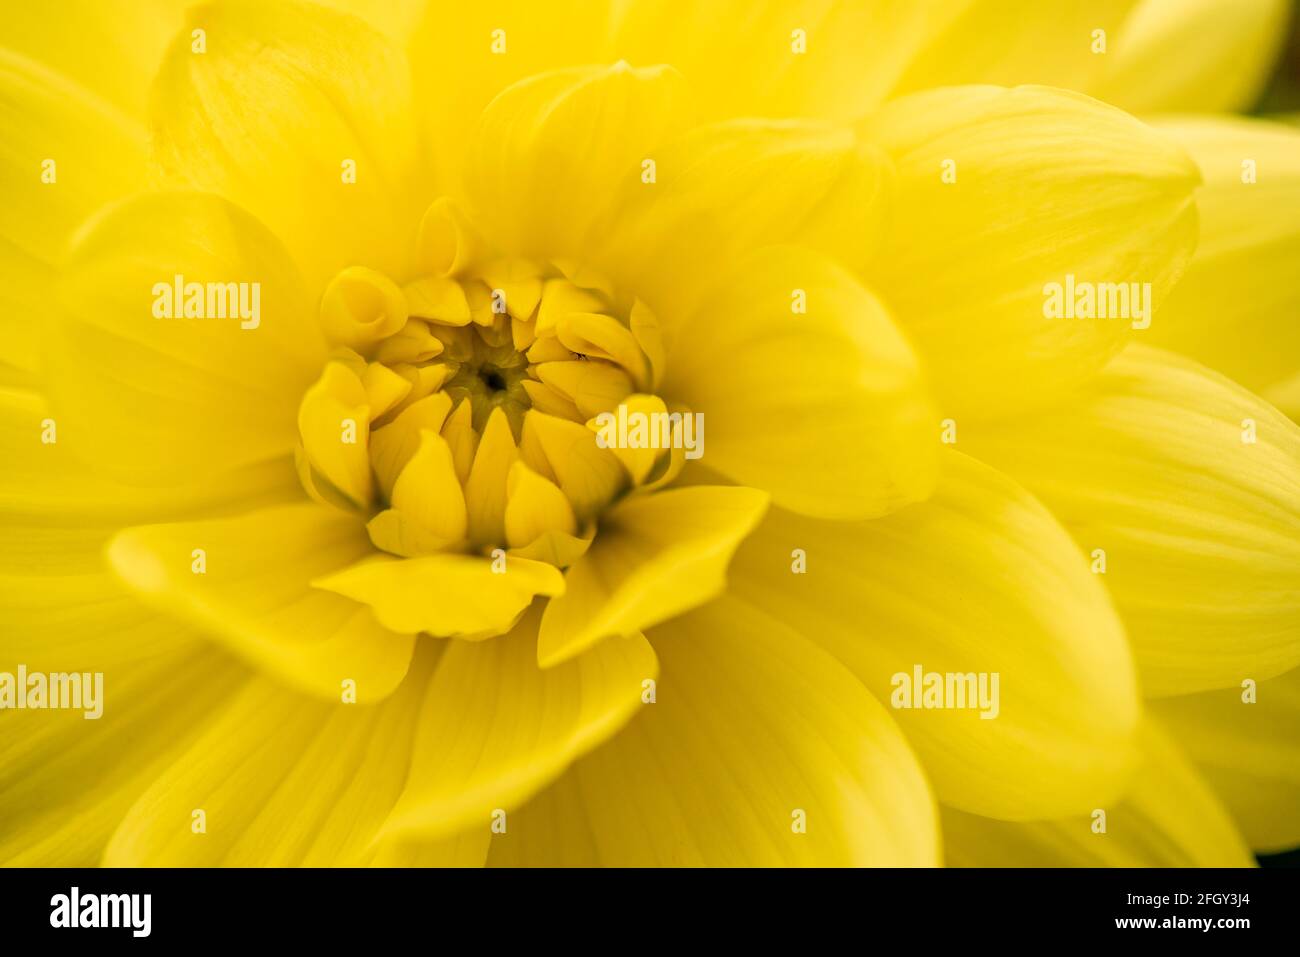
2, 0, 1298, 868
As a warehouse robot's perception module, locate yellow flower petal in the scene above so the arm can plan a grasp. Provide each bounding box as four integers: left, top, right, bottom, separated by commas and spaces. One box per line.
1153, 667, 1300, 853
1, 0, 183, 121
404, 274, 473, 326
588, 393, 669, 486
520, 379, 584, 422
1143, 117, 1300, 394
48, 190, 325, 484
504, 461, 577, 548
108, 503, 415, 699
0, 521, 196, 668
365, 830, 489, 868
1, 645, 247, 865
320, 266, 410, 350
463, 62, 687, 261
889, 1, 1137, 96
0, 386, 299, 520
464, 408, 518, 548
595, 119, 891, 326
664, 246, 937, 519
942, 720, 1253, 867
535, 278, 607, 337
493, 596, 939, 866
965, 346, 1300, 696
1090, 0, 1290, 113
365, 508, 455, 559
383, 605, 656, 842
859, 85, 1200, 418
369, 392, 454, 500
1266, 370, 1300, 423
538, 486, 768, 667
519, 410, 626, 523
297, 361, 373, 508
358, 362, 413, 422
103, 655, 432, 866
534, 359, 633, 420
609, 0, 941, 122
0, 48, 147, 379
151, 0, 427, 290
313, 552, 564, 640
554, 312, 648, 387
408, 0, 620, 196
729, 452, 1141, 820
390, 431, 468, 545
440, 397, 479, 485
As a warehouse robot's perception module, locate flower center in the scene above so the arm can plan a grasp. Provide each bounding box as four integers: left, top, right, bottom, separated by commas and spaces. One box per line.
294, 257, 687, 568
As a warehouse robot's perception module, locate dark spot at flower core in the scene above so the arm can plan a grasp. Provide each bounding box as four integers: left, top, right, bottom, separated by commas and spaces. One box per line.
480, 367, 508, 392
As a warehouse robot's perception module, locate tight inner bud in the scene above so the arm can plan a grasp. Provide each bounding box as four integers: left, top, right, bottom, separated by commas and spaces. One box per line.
437, 318, 535, 434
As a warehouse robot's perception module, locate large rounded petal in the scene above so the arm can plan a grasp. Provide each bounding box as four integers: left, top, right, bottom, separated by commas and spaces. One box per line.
48, 190, 325, 485
1153, 667, 1300, 852
1143, 117, 1300, 395
941, 721, 1254, 867
858, 85, 1200, 418
150, 0, 427, 290
108, 503, 415, 701
1090, 0, 1290, 114
490, 595, 939, 867
595, 119, 891, 327
728, 451, 1141, 820
662, 247, 938, 519
965, 345, 1300, 696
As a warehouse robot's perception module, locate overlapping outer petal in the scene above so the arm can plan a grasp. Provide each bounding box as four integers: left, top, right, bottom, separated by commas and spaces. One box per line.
964, 345, 1300, 696
1, 643, 249, 866
728, 452, 1141, 820
1143, 118, 1300, 400
941, 721, 1253, 867
858, 84, 1200, 418
489, 596, 938, 867
1154, 667, 1300, 852
594, 119, 891, 328
103, 654, 434, 867
0, 49, 148, 382
607, 0, 1139, 121
537, 486, 769, 666
0, 390, 291, 865
150, 0, 428, 290
0, 0, 185, 122
1090, 0, 1290, 114
48, 190, 325, 485
108, 504, 415, 701
382, 606, 657, 842
660, 247, 937, 520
